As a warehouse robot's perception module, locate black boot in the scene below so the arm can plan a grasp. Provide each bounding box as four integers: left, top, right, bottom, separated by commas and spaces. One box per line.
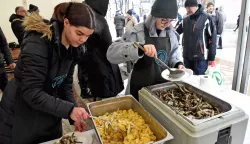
80, 88, 92, 98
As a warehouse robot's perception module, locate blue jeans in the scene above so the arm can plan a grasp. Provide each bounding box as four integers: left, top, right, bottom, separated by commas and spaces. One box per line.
184, 59, 208, 75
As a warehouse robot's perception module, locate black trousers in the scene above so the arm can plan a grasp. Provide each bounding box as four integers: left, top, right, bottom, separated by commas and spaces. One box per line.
78, 64, 88, 90
0, 72, 8, 91
184, 59, 208, 75
116, 29, 124, 37
218, 36, 223, 49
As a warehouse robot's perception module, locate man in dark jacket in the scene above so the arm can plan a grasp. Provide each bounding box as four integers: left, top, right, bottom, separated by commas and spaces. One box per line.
176, 0, 217, 75
207, 2, 224, 49
114, 11, 125, 37
9, 6, 27, 45
0, 27, 16, 92
81, 0, 124, 100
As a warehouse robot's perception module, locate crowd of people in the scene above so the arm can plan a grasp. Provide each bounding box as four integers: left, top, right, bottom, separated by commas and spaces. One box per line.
0, 0, 229, 143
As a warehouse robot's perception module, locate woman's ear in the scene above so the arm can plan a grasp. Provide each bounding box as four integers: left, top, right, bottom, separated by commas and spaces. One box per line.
64, 18, 70, 28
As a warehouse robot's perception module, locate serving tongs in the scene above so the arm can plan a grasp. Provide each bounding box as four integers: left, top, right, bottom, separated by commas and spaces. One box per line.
90, 116, 118, 130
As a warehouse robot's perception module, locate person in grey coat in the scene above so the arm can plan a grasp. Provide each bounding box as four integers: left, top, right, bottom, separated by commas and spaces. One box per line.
114, 11, 125, 37
107, 0, 184, 100
207, 2, 224, 49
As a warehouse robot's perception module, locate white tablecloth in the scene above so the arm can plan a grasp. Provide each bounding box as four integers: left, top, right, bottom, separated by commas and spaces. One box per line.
43, 75, 250, 144
41, 130, 100, 144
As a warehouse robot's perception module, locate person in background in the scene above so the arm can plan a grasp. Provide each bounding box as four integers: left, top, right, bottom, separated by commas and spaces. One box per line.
176, 0, 217, 75
77, 52, 92, 98
0, 27, 16, 92
82, 0, 124, 101
218, 6, 227, 23
0, 2, 95, 143
234, 15, 240, 32
206, 2, 224, 49
217, 6, 226, 49
114, 10, 125, 37
175, 12, 183, 28
27, 4, 49, 24
131, 9, 140, 23
107, 0, 184, 100
9, 6, 27, 45
143, 14, 147, 22
125, 10, 138, 31
28, 4, 40, 14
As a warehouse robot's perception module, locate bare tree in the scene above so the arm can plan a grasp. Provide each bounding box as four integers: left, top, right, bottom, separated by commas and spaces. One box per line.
124, 0, 129, 13
119, 0, 124, 14
114, 0, 118, 10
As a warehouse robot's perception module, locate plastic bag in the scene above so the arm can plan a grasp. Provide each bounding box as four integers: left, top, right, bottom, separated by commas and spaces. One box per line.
205, 65, 223, 86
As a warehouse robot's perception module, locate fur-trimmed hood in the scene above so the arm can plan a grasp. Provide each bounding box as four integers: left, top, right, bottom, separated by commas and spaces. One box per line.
23, 13, 52, 40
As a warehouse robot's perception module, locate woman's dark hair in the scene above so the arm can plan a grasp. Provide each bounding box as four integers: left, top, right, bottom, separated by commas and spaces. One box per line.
53, 2, 95, 29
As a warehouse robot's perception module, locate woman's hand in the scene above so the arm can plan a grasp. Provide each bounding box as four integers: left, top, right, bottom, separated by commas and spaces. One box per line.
143, 44, 158, 58
178, 65, 185, 69
74, 119, 86, 132
70, 107, 90, 122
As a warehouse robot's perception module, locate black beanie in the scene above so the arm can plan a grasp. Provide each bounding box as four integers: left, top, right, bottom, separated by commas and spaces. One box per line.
207, 2, 214, 8
127, 10, 132, 16
29, 4, 38, 12
184, 0, 198, 7
151, 0, 177, 19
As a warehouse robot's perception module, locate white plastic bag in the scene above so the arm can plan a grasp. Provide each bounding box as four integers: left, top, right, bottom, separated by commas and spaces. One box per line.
205, 65, 223, 86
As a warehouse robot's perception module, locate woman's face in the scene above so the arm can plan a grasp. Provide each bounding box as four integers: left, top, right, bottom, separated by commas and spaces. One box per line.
63, 19, 94, 47
155, 18, 175, 30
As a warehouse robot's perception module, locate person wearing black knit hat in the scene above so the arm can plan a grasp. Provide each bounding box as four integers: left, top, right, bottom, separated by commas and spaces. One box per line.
107, 0, 184, 100
28, 4, 50, 24
176, 0, 217, 75
28, 4, 39, 14
125, 9, 137, 30
184, 0, 198, 15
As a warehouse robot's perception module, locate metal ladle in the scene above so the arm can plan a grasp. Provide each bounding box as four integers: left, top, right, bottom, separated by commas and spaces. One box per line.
133, 42, 185, 78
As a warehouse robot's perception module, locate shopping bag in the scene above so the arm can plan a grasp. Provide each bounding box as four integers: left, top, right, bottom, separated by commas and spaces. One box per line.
205, 65, 223, 86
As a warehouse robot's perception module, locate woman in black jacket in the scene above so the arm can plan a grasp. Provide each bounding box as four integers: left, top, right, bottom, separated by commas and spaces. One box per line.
0, 2, 95, 144
78, 0, 124, 100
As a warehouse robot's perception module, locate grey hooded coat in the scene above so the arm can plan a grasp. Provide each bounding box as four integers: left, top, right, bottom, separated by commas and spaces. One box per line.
107, 15, 182, 95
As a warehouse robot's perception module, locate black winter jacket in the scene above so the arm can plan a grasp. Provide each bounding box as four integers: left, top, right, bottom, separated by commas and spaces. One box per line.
84, 0, 124, 98
0, 27, 13, 74
176, 5, 217, 61
114, 14, 125, 29
9, 14, 25, 45
0, 15, 83, 144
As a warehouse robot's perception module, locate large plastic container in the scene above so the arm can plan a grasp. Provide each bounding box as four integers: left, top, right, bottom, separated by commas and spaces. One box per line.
139, 82, 249, 144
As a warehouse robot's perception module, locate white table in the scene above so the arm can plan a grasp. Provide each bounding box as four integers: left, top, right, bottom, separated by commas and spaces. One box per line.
43, 75, 250, 144
184, 75, 250, 144
41, 130, 100, 144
